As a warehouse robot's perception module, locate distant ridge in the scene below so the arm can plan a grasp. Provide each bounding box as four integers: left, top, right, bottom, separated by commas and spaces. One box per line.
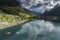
44, 4, 60, 16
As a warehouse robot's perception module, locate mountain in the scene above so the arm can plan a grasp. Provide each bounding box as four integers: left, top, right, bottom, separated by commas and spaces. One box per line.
0, 0, 20, 7
0, 0, 21, 15
0, 0, 36, 20
17, 0, 60, 14
44, 4, 60, 16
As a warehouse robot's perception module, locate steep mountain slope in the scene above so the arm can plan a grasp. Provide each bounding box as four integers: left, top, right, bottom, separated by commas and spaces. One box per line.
0, 0, 60, 21
0, 0, 20, 6
0, 0, 37, 29
44, 4, 60, 16
17, 0, 60, 14
0, 0, 36, 22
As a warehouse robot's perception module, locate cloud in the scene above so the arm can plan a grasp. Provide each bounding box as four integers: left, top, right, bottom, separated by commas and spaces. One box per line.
17, 0, 60, 13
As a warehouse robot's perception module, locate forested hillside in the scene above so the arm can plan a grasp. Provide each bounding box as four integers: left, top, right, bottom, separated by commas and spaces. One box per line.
0, 0, 36, 22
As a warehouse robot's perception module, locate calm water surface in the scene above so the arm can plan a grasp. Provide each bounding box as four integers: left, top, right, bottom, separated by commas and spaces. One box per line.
1, 20, 60, 40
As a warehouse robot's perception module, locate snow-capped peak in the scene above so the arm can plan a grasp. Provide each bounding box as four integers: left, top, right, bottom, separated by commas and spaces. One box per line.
17, 0, 60, 14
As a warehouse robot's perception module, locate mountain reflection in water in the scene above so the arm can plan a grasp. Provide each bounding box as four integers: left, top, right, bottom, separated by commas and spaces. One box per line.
6, 20, 60, 40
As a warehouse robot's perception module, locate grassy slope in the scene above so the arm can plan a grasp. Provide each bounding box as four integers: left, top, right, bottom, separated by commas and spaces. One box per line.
0, 0, 36, 22
0, 6, 36, 22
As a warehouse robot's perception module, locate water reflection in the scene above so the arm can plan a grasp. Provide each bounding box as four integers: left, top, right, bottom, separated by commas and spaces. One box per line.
6, 20, 60, 40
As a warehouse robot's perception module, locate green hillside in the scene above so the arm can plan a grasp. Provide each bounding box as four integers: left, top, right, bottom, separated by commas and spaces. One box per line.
0, 0, 37, 22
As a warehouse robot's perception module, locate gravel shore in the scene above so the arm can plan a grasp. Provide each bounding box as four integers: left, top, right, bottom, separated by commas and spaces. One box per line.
0, 20, 27, 30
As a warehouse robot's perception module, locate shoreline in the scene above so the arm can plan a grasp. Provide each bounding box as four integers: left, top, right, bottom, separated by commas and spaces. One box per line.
0, 20, 27, 30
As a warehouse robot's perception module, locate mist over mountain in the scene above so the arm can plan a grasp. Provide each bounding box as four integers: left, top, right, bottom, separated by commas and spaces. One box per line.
17, 0, 60, 14
44, 4, 60, 16
0, 0, 60, 16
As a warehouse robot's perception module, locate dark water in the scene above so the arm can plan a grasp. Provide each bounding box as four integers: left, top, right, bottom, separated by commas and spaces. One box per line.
1, 20, 60, 40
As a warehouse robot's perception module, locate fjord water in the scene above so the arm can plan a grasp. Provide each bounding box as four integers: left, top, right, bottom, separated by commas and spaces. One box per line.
6, 20, 60, 40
